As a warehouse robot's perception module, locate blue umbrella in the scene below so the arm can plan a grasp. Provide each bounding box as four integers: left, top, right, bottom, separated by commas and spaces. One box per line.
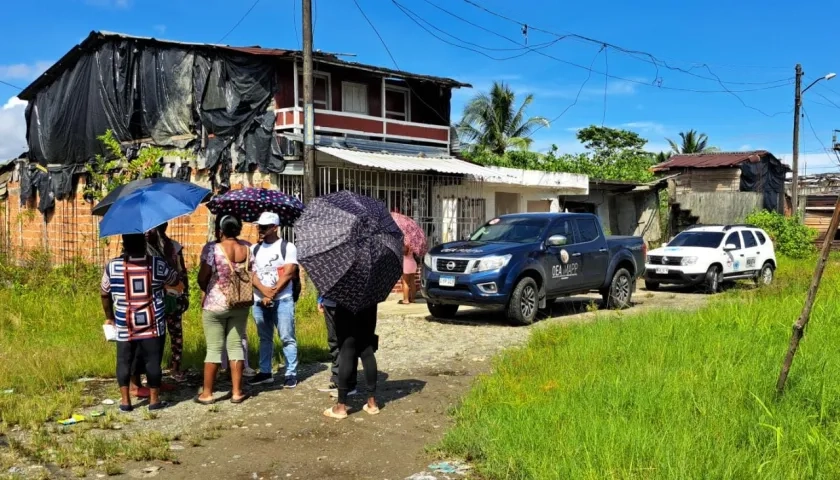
98, 182, 211, 237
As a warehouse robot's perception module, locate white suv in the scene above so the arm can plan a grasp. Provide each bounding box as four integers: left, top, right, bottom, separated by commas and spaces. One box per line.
643, 225, 777, 293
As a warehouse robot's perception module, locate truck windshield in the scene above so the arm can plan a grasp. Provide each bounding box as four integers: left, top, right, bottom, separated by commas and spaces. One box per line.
470, 217, 550, 244
668, 231, 725, 248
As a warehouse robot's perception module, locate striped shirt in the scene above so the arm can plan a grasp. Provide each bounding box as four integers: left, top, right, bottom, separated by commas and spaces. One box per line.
101, 256, 177, 342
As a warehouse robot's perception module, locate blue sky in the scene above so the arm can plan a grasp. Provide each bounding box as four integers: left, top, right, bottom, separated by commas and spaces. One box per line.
1, 0, 839, 173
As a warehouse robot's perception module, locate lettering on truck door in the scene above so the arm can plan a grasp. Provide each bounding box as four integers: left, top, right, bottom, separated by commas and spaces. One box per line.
741, 230, 760, 272
545, 219, 582, 295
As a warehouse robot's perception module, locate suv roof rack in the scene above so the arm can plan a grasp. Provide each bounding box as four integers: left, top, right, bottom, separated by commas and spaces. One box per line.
684, 223, 757, 231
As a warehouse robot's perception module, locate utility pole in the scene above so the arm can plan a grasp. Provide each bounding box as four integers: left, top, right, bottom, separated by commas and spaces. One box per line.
791, 64, 803, 218
302, 0, 316, 203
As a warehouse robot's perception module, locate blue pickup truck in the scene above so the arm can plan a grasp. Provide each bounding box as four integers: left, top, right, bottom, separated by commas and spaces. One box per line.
421, 213, 646, 325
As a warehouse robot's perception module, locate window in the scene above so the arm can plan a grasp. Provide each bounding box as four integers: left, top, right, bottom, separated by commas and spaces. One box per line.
742, 230, 758, 248
669, 232, 725, 248
342, 82, 368, 114
724, 232, 742, 250
298, 73, 330, 109
385, 86, 409, 121
470, 217, 549, 244
547, 220, 575, 244
755, 230, 767, 245
576, 218, 601, 243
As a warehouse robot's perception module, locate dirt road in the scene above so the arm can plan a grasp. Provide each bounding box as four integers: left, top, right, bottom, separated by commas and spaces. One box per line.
105, 288, 707, 480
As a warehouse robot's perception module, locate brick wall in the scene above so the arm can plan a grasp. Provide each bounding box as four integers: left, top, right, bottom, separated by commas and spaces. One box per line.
0, 174, 414, 295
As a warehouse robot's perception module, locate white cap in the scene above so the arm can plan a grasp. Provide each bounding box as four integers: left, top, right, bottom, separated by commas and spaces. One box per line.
255, 212, 280, 226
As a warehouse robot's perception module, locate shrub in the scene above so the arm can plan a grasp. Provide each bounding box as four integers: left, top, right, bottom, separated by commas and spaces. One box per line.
746, 210, 818, 259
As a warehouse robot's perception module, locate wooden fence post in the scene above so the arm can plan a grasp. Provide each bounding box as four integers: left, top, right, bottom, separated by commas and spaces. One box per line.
776, 194, 840, 393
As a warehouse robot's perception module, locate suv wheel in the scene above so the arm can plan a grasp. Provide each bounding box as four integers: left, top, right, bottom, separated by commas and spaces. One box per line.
755, 262, 774, 286
644, 280, 660, 291
704, 265, 722, 294
427, 303, 459, 319
507, 277, 539, 325
604, 268, 633, 309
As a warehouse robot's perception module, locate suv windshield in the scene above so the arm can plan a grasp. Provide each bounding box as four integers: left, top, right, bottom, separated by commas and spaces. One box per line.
470, 217, 550, 244
668, 231, 725, 248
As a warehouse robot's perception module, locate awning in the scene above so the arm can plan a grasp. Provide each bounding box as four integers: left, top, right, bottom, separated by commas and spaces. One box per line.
316, 146, 505, 179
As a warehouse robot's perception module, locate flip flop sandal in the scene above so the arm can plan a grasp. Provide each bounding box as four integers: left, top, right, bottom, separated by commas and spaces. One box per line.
323, 407, 348, 420
230, 393, 251, 404
119, 404, 133, 413
363, 404, 381, 415
148, 401, 169, 411
193, 396, 216, 406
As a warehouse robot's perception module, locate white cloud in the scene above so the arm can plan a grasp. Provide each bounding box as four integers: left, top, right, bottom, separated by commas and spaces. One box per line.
738, 144, 752, 151
153, 24, 167, 35
0, 61, 52, 80
0, 96, 27, 160
620, 121, 667, 135
778, 151, 840, 174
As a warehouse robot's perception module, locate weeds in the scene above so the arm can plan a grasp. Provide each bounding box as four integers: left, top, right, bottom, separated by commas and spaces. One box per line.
439, 256, 840, 478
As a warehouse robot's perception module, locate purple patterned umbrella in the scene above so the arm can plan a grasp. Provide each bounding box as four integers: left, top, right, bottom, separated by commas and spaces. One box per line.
207, 188, 304, 225
296, 191, 404, 313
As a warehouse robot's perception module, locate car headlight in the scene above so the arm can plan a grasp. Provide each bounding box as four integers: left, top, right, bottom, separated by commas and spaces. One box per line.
472, 254, 512, 273
423, 254, 433, 268
681, 256, 698, 266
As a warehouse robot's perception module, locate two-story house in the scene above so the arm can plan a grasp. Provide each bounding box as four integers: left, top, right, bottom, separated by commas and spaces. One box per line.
7, 31, 504, 265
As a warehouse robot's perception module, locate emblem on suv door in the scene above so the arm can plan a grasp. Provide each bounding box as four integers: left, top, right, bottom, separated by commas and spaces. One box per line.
446, 261, 456, 271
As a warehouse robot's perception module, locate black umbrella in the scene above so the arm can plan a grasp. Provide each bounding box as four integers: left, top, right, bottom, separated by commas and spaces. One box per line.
92, 178, 213, 216
296, 191, 404, 313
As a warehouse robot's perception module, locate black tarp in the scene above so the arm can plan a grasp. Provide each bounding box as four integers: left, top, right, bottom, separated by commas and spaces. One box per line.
740, 157, 786, 212
236, 111, 287, 174
25, 38, 275, 166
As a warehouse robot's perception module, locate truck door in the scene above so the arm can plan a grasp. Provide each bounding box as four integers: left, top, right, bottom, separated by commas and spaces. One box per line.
544, 219, 582, 295
740, 229, 761, 274
575, 217, 610, 289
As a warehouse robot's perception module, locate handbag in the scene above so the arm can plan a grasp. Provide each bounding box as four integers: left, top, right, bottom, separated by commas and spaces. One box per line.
218, 243, 254, 310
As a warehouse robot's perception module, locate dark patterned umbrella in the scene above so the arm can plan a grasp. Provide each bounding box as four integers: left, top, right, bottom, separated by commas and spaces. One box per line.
207, 187, 304, 225
296, 191, 404, 313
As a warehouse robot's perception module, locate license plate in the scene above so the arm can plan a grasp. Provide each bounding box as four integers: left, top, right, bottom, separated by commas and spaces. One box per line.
655, 267, 668, 275
439, 276, 456, 287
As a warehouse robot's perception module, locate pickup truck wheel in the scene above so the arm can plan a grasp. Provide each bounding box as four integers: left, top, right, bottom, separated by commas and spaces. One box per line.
427, 303, 459, 319
704, 265, 722, 294
644, 280, 660, 291
604, 268, 633, 309
754, 262, 774, 286
507, 277, 539, 326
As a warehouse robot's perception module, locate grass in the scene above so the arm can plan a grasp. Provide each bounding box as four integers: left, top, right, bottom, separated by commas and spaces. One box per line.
439, 257, 840, 479
0, 250, 329, 428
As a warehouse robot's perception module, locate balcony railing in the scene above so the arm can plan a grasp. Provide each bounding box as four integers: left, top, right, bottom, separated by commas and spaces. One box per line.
275, 107, 450, 146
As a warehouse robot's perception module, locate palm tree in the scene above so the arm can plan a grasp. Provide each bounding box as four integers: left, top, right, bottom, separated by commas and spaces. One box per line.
655, 151, 671, 164
667, 130, 714, 154
457, 82, 550, 155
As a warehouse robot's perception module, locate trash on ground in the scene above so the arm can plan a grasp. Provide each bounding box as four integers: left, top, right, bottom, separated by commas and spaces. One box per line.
1, 389, 13, 394
101, 399, 115, 405
428, 461, 471, 475
90, 411, 105, 417
57, 414, 86, 425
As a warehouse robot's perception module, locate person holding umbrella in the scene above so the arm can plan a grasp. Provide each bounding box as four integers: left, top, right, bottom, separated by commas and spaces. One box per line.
391, 212, 427, 305
101, 234, 180, 412
295, 191, 404, 419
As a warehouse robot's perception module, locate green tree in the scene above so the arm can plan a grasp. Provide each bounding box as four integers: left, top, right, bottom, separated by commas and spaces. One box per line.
84, 129, 167, 202
576, 125, 648, 159
655, 151, 672, 164
667, 130, 714, 154
457, 82, 549, 155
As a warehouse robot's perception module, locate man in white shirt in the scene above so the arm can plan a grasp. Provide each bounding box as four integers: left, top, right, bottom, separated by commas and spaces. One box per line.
249, 212, 299, 388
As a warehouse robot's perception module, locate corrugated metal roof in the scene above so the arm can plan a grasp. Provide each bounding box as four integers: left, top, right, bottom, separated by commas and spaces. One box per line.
19, 31, 470, 100
316, 146, 505, 179
483, 166, 589, 193
652, 150, 774, 171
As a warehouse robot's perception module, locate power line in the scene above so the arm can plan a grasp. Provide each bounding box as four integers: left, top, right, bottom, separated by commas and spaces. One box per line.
456, 0, 793, 86
392, 0, 792, 108
814, 91, 840, 110
292, 0, 301, 50
217, 0, 262, 44
802, 108, 839, 166
0, 79, 23, 91
602, 46, 608, 126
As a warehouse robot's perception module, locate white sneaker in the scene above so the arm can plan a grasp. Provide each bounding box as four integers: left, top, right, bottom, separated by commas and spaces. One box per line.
243, 367, 257, 377
329, 389, 359, 398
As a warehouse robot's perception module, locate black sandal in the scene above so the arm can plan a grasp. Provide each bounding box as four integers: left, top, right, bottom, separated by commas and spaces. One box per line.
193, 396, 215, 406
148, 401, 169, 411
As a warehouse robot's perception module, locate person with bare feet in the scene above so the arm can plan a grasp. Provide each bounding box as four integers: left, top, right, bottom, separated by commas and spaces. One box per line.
323, 302, 380, 419
196, 215, 252, 405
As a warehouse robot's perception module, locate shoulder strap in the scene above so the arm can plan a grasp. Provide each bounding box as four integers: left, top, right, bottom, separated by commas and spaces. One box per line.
254, 242, 262, 258
280, 239, 287, 261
